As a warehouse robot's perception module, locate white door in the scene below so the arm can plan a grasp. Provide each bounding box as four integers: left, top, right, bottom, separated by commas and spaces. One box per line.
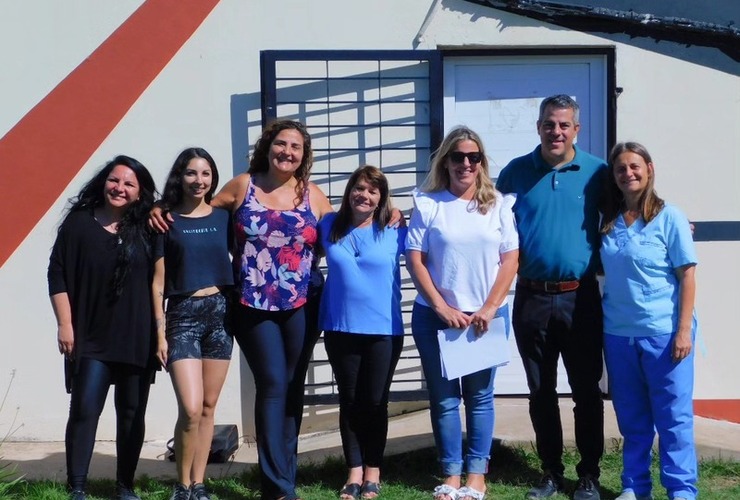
443, 54, 608, 394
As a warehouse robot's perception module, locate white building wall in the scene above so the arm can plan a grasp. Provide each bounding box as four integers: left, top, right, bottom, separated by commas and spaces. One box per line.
0, 0, 434, 441
419, 0, 740, 408
0, 0, 737, 441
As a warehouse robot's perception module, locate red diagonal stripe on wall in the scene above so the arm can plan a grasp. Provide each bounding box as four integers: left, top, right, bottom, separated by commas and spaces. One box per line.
0, 0, 220, 267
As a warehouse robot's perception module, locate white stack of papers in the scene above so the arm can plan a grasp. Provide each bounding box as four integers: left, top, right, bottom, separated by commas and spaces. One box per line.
437, 316, 510, 380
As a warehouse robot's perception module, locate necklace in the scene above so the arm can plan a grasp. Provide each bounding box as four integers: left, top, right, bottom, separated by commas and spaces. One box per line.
344, 217, 374, 258
623, 208, 641, 219
347, 231, 361, 257
93, 214, 119, 232
346, 226, 375, 258
93, 211, 123, 244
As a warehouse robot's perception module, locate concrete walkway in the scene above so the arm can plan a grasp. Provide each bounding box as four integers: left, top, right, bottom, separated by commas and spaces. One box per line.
2, 398, 738, 482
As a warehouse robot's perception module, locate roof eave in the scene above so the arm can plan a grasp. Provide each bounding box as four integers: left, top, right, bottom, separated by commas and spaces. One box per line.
463, 0, 740, 61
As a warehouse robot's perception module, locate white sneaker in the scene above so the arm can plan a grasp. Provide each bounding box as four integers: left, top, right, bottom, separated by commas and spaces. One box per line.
615, 491, 653, 500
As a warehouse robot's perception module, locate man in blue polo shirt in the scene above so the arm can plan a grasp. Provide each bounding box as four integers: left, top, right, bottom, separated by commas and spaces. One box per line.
496, 95, 606, 500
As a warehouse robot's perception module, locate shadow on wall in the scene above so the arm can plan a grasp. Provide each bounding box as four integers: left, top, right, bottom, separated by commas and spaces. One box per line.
228, 60, 437, 434
229, 92, 261, 179
232, 59, 434, 203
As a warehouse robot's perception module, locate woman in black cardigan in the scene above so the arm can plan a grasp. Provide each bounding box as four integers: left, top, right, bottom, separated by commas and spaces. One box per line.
48, 155, 158, 500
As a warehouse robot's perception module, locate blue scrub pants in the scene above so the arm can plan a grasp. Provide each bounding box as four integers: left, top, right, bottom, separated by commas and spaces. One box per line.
604, 333, 697, 500
412, 303, 496, 476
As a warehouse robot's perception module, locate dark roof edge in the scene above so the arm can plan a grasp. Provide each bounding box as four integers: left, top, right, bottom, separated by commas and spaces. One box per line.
464, 0, 740, 61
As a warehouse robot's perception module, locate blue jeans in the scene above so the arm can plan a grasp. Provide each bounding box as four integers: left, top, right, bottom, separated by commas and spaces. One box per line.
412, 303, 495, 476
604, 333, 697, 500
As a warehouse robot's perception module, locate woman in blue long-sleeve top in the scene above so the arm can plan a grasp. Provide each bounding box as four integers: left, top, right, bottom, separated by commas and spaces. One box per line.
318, 165, 406, 500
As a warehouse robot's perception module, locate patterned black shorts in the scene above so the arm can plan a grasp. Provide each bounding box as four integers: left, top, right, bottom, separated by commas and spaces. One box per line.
166, 292, 233, 365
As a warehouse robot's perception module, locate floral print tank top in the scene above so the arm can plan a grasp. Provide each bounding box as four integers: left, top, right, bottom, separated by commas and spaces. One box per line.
233, 178, 318, 310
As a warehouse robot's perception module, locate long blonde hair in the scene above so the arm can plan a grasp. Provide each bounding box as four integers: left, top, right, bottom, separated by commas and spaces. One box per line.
420, 126, 497, 214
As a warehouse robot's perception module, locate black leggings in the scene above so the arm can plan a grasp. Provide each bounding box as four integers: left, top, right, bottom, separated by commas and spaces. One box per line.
66, 357, 153, 490
324, 331, 404, 468
234, 303, 320, 500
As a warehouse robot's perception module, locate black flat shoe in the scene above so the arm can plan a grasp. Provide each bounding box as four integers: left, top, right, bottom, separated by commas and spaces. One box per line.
361, 481, 380, 499
526, 474, 563, 499
340, 483, 362, 500
115, 481, 142, 500
69, 490, 87, 500
573, 476, 601, 500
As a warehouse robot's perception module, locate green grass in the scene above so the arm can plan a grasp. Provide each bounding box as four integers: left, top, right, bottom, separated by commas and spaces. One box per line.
0, 441, 738, 499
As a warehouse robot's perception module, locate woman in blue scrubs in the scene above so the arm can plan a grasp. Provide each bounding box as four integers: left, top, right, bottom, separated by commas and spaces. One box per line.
600, 142, 698, 500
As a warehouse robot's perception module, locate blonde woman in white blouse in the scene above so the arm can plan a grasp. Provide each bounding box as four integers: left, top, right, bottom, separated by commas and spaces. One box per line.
406, 126, 519, 500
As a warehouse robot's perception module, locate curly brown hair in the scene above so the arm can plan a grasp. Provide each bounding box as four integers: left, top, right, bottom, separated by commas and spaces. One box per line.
248, 119, 313, 205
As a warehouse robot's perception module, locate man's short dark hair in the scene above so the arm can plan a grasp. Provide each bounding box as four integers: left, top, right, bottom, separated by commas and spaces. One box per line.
538, 94, 580, 124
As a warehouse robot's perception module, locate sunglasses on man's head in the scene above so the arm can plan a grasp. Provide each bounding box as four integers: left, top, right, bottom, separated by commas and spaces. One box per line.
449, 151, 483, 164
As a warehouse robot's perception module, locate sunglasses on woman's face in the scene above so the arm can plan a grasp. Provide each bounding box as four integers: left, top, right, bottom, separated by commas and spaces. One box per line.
449, 151, 483, 164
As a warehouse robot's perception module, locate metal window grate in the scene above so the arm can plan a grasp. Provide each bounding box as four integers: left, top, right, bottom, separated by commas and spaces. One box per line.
261, 50, 443, 404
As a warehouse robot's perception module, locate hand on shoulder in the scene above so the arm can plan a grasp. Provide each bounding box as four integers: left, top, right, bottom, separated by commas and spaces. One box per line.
148, 203, 172, 233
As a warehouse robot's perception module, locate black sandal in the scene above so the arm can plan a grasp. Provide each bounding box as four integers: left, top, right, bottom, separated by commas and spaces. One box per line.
361, 481, 381, 498
340, 483, 362, 500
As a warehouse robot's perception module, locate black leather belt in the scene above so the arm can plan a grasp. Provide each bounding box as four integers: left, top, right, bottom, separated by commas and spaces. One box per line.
518, 277, 580, 293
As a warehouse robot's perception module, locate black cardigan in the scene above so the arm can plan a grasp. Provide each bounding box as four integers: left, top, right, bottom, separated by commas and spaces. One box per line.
48, 211, 157, 387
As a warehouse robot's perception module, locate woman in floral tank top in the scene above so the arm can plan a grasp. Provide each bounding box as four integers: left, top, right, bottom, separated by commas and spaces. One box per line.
233, 178, 319, 310
206, 120, 332, 500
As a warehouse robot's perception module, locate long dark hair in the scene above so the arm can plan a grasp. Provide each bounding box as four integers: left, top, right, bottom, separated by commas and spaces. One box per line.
248, 119, 313, 205
330, 165, 392, 243
161, 147, 219, 210
601, 141, 664, 234
63, 155, 156, 297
